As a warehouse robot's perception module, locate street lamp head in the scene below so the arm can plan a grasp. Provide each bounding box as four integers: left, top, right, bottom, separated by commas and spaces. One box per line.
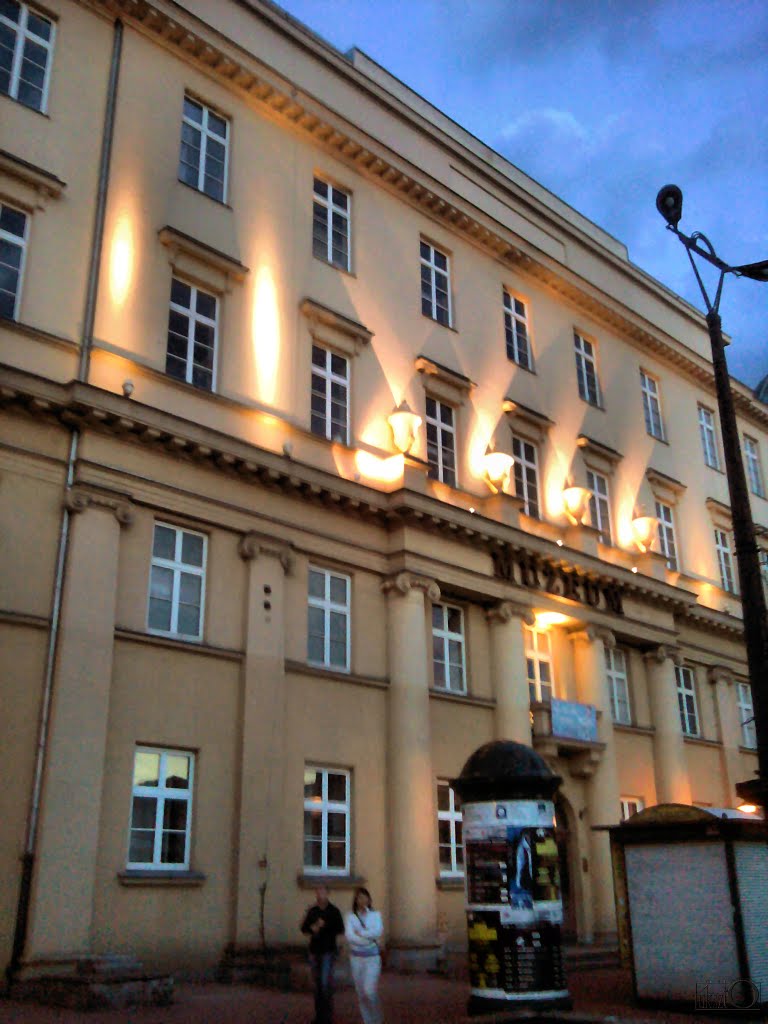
656, 184, 683, 227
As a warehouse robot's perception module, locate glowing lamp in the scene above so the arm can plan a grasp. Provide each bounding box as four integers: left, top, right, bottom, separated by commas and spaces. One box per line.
737, 803, 758, 814
483, 447, 514, 493
535, 610, 570, 629
387, 400, 422, 454
632, 514, 658, 553
562, 485, 592, 526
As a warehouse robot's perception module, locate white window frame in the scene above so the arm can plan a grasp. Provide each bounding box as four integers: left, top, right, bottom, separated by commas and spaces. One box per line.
524, 624, 554, 703
178, 95, 229, 202
655, 500, 679, 572
760, 549, 768, 598
431, 602, 466, 694
0, 202, 27, 320
736, 682, 757, 749
606, 647, 631, 725
512, 434, 540, 518
640, 370, 665, 440
699, 405, 720, 470
303, 765, 350, 875
437, 780, 464, 877
714, 527, 737, 594
587, 468, 612, 546
166, 277, 218, 391
147, 522, 207, 641
310, 344, 349, 445
574, 332, 601, 406
744, 436, 765, 498
425, 396, 457, 487
675, 665, 700, 737
127, 747, 195, 871
312, 177, 351, 271
0, 1, 55, 113
503, 289, 532, 370
307, 566, 350, 672
420, 239, 452, 326
620, 797, 644, 822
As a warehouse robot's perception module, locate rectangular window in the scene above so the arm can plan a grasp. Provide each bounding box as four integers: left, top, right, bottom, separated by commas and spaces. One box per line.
606, 647, 631, 725
425, 396, 457, 487
714, 528, 737, 594
620, 797, 644, 822
307, 566, 350, 671
524, 624, 553, 703
736, 682, 756, 749
760, 549, 768, 597
0, 203, 27, 320
0, 1, 54, 112
431, 603, 466, 693
744, 436, 765, 498
503, 290, 532, 370
178, 95, 228, 202
655, 500, 679, 572
128, 747, 194, 870
437, 780, 464, 876
303, 766, 350, 874
147, 522, 206, 641
311, 345, 349, 444
698, 405, 720, 469
587, 469, 612, 546
166, 278, 217, 391
675, 665, 700, 736
312, 177, 350, 270
574, 332, 601, 406
512, 435, 540, 518
640, 370, 665, 440
420, 240, 451, 326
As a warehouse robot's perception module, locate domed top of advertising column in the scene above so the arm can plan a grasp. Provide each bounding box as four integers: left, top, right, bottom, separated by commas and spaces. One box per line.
451, 740, 561, 802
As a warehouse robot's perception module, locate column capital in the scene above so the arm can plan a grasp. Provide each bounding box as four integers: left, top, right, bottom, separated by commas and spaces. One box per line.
381, 571, 440, 603
643, 644, 682, 667
568, 625, 614, 648
486, 600, 534, 627
238, 531, 293, 574
64, 484, 133, 526
707, 665, 733, 687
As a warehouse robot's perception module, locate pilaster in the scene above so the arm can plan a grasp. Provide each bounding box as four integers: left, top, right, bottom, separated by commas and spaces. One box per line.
644, 645, 692, 805
486, 601, 534, 744
708, 666, 743, 805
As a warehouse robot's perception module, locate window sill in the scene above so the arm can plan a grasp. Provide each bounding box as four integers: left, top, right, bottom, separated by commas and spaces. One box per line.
421, 312, 458, 333
118, 870, 206, 886
285, 660, 388, 690
579, 396, 606, 412
507, 358, 536, 375
0, 92, 50, 119
682, 734, 721, 748
115, 627, 243, 660
296, 872, 366, 890
177, 178, 232, 210
613, 723, 655, 737
313, 254, 356, 279
646, 432, 669, 446
739, 745, 759, 755
436, 876, 465, 891
429, 687, 495, 709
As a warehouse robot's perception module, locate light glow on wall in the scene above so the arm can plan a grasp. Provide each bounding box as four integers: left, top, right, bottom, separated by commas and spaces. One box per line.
534, 610, 571, 629
468, 411, 500, 481
252, 264, 281, 406
109, 213, 134, 307
354, 450, 405, 484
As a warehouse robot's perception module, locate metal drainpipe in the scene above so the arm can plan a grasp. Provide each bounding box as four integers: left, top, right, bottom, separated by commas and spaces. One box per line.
5, 18, 123, 989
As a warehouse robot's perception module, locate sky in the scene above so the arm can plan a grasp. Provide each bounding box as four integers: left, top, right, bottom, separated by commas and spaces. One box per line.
276, 0, 768, 390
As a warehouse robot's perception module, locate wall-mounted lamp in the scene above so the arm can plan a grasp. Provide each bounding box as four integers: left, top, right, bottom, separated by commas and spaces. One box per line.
483, 446, 514, 493
387, 400, 422, 455
737, 802, 758, 814
562, 485, 592, 526
631, 514, 658, 553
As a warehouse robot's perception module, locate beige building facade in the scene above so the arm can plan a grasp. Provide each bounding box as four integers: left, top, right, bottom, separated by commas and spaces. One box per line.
0, 0, 765, 979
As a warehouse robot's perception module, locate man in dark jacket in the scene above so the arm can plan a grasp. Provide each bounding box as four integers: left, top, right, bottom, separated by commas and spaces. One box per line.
300, 884, 345, 1024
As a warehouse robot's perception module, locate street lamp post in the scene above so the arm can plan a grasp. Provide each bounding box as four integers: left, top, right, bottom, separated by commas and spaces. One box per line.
656, 185, 768, 811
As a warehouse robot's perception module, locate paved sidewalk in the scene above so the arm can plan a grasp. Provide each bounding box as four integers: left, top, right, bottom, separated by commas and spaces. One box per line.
0, 968, 738, 1023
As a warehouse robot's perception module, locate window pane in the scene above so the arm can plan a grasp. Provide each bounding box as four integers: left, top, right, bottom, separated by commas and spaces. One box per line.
150, 565, 173, 601
195, 290, 216, 319
179, 572, 201, 606
131, 795, 157, 829
438, 821, 452, 845
161, 831, 186, 864
447, 607, 461, 633
181, 532, 204, 567
184, 96, 203, 122
177, 603, 201, 637
327, 772, 347, 802
148, 597, 172, 632
128, 830, 155, 864
165, 755, 190, 788
327, 812, 346, 838
437, 783, 449, 811
327, 841, 346, 868
329, 640, 346, 666
133, 752, 160, 788
308, 570, 325, 598
162, 799, 188, 832
304, 770, 323, 800
329, 575, 347, 604
307, 634, 325, 663
304, 839, 322, 866
304, 809, 322, 837
153, 525, 176, 560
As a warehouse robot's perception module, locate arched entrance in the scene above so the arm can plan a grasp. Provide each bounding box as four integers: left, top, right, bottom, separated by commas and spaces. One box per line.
554, 794, 577, 941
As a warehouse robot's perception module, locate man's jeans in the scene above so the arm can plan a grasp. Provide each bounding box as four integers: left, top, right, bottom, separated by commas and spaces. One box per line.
309, 951, 336, 1024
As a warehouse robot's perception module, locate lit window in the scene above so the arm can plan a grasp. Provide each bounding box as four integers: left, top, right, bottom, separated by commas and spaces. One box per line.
606, 647, 631, 725
0, 203, 27, 319
128, 748, 194, 870
512, 435, 540, 518
640, 370, 665, 440
744, 436, 765, 498
312, 177, 350, 270
166, 278, 217, 391
310, 345, 349, 444
426, 396, 457, 487
437, 780, 463, 876
147, 522, 206, 641
420, 240, 451, 326
503, 290, 532, 370
524, 624, 553, 703
178, 96, 228, 202
620, 797, 644, 822
0, 1, 54, 112
675, 665, 699, 737
736, 682, 756, 749
307, 566, 350, 671
574, 332, 601, 406
655, 500, 679, 571
303, 766, 350, 874
431, 603, 466, 693
587, 469, 612, 546
698, 406, 720, 470
714, 528, 737, 594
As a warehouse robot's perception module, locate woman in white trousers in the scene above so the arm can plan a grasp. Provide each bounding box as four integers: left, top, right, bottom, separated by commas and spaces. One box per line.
345, 887, 384, 1024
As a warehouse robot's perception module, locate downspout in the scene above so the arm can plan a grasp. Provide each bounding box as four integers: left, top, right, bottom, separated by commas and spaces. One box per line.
5, 18, 123, 990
